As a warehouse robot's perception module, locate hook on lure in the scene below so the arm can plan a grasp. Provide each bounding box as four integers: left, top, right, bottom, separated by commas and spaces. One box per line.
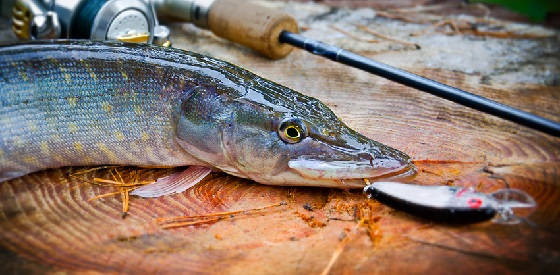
363, 182, 536, 224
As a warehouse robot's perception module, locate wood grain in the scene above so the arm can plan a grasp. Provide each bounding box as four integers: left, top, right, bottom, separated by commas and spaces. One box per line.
1, 162, 559, 274
1, 0, 559, 274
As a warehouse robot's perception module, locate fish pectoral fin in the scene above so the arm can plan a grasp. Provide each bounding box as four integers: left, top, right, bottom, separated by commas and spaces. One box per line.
130, 166, 212, 198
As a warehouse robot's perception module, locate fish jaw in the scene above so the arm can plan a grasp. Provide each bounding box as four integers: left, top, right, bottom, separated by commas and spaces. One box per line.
288, 158, 406, 180
286, 157, 417, 188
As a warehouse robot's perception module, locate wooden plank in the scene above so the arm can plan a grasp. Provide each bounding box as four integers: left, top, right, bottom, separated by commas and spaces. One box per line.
1, 1, 559, 274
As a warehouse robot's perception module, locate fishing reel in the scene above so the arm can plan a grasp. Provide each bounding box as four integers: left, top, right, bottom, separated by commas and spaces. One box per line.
9, 0, 295, 59
10, 0, 172, 45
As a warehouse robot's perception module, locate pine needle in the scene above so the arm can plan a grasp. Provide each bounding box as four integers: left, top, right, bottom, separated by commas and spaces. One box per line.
86, 167, 153, 217
88, 190, 123, 201
355, 24, 420, 49
320, 218, 365, 275
157, 201, 287, 229
329, 25, 379, 43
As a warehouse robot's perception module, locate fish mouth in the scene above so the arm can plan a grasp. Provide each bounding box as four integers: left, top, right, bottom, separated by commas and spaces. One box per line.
287, 157, 417, 188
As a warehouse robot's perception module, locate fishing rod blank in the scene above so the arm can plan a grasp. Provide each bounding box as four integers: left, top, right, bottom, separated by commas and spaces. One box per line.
279, 31, 560, 138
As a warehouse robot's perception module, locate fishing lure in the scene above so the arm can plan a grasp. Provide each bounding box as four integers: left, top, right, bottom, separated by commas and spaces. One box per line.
364, 182, 536, 224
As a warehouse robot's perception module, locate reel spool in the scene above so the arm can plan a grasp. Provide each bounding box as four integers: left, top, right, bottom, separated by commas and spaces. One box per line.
11, 0, 169, 45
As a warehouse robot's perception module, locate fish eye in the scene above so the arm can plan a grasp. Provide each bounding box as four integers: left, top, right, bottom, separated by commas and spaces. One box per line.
278, 118, 307, 144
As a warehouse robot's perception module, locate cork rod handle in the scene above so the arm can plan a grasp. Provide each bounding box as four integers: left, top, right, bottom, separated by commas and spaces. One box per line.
208, 0, 298, 59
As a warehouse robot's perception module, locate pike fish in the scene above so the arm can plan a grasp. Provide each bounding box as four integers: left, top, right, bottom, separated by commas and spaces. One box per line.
0, 40, 415, 193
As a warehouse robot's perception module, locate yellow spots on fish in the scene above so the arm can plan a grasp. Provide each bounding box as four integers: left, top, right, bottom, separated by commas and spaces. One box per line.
80, 59, 97, 80
19, 71, 28, 81
97, 143, 118, 162
58, 65, 71, 84
74, 142, 84, 152
141, 132, 149, 142
89, 70, 97, 81
52, 154, 65, 164
70, 142, 91, 162
12, 136, 23, 147
156, 66, 164, 77
40, 141, 50, 155
121, 71, 128, 80
144, 146, 155, 160
102, 102, 113, 113
68, 123, 78, 133
22, 156, 38, 165
134, 105, 143, 115
50, 134, 61, 141
28, 121, 38, 132
83, 156, 94, 163
67, 96, 78, 107
46, 117, 57, 128
115, 131, 125, 141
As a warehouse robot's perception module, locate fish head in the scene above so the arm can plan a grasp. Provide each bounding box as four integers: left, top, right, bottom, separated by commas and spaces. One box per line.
223, 107, 416, 188
175, 75, 415, 188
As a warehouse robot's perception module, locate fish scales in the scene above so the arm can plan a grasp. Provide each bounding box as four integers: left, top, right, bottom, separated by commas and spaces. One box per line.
0, 40, 414, 187
0, 41, 216, 180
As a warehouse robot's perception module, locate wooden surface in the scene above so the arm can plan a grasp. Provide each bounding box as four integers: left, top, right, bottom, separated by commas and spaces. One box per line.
1, 1, 559, 274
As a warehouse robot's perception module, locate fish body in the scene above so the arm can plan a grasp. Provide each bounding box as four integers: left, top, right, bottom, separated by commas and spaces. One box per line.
0, 40, 415, 187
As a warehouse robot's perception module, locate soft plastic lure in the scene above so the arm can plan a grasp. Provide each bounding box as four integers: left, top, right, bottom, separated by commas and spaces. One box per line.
364, 182, 536, 224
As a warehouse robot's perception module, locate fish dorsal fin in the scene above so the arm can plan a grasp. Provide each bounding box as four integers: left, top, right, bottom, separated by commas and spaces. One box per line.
131, 166, 211, 198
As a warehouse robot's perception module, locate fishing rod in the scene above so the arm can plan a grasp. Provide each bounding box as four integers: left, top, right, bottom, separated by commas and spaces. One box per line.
10, 0, 560, 137
279, 31, 560, 137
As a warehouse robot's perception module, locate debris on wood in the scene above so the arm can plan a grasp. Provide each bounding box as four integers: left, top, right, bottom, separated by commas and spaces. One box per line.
355, 24, 421, 49
329, 24, 379, 43
157, 201, 287, 229
320, 218, 365, 275
374, 10, 555, 39
83, 167, 154, 217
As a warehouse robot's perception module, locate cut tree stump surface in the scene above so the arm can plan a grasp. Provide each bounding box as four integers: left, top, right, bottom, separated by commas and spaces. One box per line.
0, 1, 559, 274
